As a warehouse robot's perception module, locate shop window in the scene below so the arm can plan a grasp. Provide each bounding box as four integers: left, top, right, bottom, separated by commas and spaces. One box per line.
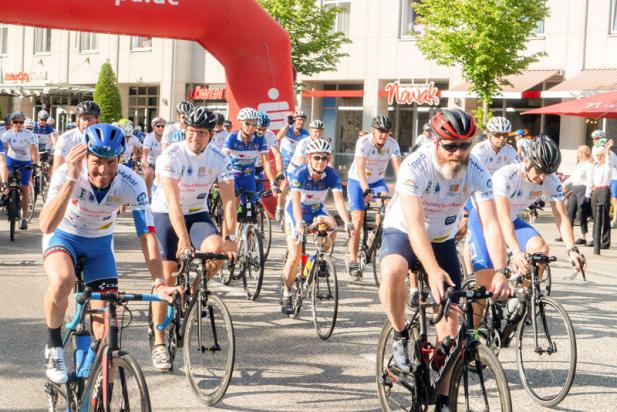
34, 28, 51, 54
128, 86, 159, 132
322, 1, 351, 36
399, 0, 423, 38
131, 36, 152, 50
79, 32, 97, 52
0, 25, 8, 55
612, 0, 617, 33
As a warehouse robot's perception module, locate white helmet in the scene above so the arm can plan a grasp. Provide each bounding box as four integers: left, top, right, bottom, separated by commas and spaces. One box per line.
24, 118, 35, 130
306, 138, 332, 155
237, 107, 259, 121
37, 110, 50, 120
486, 116, 512, 134
47, 117, 55, 126
591, 129, 606, 139
119, 122, 134, 137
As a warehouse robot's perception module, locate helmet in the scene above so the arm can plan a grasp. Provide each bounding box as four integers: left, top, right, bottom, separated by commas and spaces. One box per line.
151, 117, 166, 127
185, 107, 217, 129
76, 101, 101, 116
237, 107, 259, 121
306, 138, 332, 155
224, 120, 232, 128
10, 111, 25, 122
37, 110, 50, 120
176, 101, 194, 116
47, 117, 56, 126
82, 124, 126, 158
422, 122, 431, 131
66, 122, 75, 130
24, 118, 35, 129
118, 121, 134, 137
257, 111, 271, 128
430, 109, 476, 140
292, 110, 307, 119
486, 116, 512, 134
371, 115, 393, 131
309, 119, 325, 129
135, 125, 142, 132
527, 134, 561, 174
591, 129, 606, 139
513, 128, 528, 137
215, 113, 226, 126
3, 115, 10, 124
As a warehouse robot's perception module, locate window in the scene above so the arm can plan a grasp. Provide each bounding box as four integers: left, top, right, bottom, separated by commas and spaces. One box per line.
128, 86, 159, 132
533, 0, 546, 35
612, 0, 617, 33
34, 28, 51, 54
0, 25, 8, 55
322, 1, 350, 36
79, 32, 97, 52
399, 0, 423, 38
131, 36, 152, 50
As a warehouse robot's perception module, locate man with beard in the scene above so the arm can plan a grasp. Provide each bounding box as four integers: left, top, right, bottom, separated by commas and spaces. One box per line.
379, 109, 511, 411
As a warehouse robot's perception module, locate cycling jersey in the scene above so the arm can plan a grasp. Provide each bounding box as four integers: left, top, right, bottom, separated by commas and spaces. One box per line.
210, 130, 229, 150
223, 131, 268, 176
287, 164, 342, 213
161, 122, 181, 146
0, 129, 37, 161
163, 129, 185, 146
470, 140, 519, 175
33, 124, 56, 152
279, 127, 309, 169
516, 139, 529, 160
142, 132, 162, 165
255, 130, 278, 168
348, 135, 401, 183
123, 136, 142, 165
383, 146, 493, 243
54, 128, 83, 158
44, 163, 154, 238
492, 162, 564, 220
151, 140, 234, 215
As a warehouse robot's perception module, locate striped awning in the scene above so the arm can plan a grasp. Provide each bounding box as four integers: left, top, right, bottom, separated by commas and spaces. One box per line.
446, 70, 562, 99
542, 69, 617, 98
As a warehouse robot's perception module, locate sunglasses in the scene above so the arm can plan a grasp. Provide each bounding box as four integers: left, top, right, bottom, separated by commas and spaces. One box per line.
12, 121, 24, 124
243, 121, 257, 127
439, 141, 472, 152
154, 124, 165, 128
312, 155, 329, 161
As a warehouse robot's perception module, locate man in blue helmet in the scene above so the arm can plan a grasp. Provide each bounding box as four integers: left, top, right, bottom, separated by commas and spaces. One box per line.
39, 124, 180, 384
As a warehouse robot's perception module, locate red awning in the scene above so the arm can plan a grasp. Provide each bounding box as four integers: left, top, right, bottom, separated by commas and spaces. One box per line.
542, 69, 617, 98
446, 70, 561, 99
522, 90, 617, 119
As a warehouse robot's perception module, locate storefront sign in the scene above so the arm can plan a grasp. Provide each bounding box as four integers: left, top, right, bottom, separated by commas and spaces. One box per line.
4, 71, 48, 82
384, 81, 440, 106
189, 86, 226, 100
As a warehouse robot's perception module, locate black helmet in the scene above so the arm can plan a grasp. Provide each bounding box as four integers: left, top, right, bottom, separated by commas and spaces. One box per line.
3, 114, 11, 124
176, 101, 194, 116
215, 112, 226, 126
185, 107, 217, 130
76, 101, 101, 116
224, 120, 232, 128
371, 115, 393, 131
527, 134, 561, 174
430, 109, 476, 140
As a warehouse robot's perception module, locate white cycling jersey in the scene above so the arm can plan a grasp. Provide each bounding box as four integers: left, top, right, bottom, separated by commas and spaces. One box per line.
470, 140, 519, 175
151, 140, 234, 215
493, 162, 564, 220
210, 130, 229, 150
122, 136, 142, 164
54, 128, 83, 158
255, 130, 278, 168
143, 132, 162, 165
383, 146, 494, 242
161, 122, 181, 146
348, 135, 401, 183
0, 129, 37, 161
516, 139, 529, 160
44, 163, 151, 238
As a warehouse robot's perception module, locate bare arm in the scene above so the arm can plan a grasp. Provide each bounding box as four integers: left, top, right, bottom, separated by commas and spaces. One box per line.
31, 144, 40, 164
217, 179, 237, 239
292, 189, 303, 227
332, 190, 350, 226
138, 231, 165, 282
262, 153, 275, 184
391, 156, 402, 177
495, 195, 528, 273
552, 200, 575, 248
355, 156, 369, 191
162, 177, 190, 242
276, 124, 289, 143
0, 155, 8, 183
271, 146, 283, 175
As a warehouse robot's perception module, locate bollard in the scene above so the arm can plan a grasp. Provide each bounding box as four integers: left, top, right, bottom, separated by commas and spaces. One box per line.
593, 202, 604, 255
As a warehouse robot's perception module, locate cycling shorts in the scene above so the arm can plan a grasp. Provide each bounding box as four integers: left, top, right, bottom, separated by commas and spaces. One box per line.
6, 157, 32, 185
234, 172, 257, 204
347, 178, 388, 212
284, 202, 330, 240
468, 208, 540, 271
153, 211, 219, 261
611, 180, 617, 198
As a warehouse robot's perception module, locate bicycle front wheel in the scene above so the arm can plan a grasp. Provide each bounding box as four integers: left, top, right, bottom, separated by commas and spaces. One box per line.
311, 254, 338, 340
516, 296, 576, 407
371, 227, 383, 287
87, 350, 151, 412
449, 344, 512, 412
8, 189, 19, 241
242, 226, 265, 301
257, 207, 272, 260
184, 293, 235, 406
26, 182, 36, 222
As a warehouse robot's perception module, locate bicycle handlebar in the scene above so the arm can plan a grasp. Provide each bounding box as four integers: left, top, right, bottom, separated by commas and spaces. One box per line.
173, 250, 230, 278
430, 287, 492, 325
527, 253, 557, 264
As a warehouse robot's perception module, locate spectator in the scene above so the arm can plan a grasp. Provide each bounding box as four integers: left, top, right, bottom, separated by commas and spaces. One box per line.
411, 123, 432, 152
563, 145, 594, 246
590, 146, 612, 249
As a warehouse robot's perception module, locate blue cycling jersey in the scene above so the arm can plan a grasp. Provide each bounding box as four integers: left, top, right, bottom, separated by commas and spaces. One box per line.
288, 164, 342, 213
223, 131, 268, 176
33, 124, 56, 151
280, 127, 309, 167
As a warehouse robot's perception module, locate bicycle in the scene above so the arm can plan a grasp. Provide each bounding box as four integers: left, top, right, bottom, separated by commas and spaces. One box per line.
345, 193, 389, 286
44, 287, 174, 411
376, 265, 512, 411
35, 152, 52, 203
147, 251, 235, 406
221, 188, 266, 301
463, 253, 577, 407
282, 221, 340, 340
255, 179, 273, 261
4, 165, 34, 240
518, 198, 545, 224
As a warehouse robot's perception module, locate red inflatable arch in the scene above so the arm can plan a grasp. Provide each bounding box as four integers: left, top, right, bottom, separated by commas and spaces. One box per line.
0, 0, 295, 129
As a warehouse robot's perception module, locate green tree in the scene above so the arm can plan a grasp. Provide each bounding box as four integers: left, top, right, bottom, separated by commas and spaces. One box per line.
413, 0, 549, 125
93, 60, 122, 123
258, 0, 351, 82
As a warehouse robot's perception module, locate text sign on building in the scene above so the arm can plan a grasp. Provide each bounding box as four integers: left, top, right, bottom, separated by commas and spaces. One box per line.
189, 86, 226, 101
384, 81, 440, 106
4, 71, 48, 82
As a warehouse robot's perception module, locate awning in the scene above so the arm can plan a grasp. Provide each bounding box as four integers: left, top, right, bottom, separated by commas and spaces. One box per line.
523, 90, 617, 119
542, 69, 617, 98
0, 84, 94, 98
446, 69, 562, 99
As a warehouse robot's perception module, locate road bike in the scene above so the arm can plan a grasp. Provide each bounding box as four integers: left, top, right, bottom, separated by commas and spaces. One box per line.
3, 165, 34, 240
147, 251, 235, 405
34, 152, 52, 203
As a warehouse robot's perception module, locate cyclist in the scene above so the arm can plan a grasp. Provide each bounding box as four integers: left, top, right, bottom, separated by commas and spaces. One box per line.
281, 139, 353, 314
347, 115, 401, 279
142, 117, 166, 198
118, 119, 141, 170
412, 122, 432, 151
513, 128, 530, 160
0, 138, 8, 194
224, 119, 233, 133
40, 124, 179, 383
53, 101, 100, 173
161, 101, 193, 151
210, 113, 230, 150
1, 111, 39, 230
255, 111, 284, 193
134, 125, 146, 142
33, 110, 58, 166
468, 135, 585, 281
285, 119, 329, 176
276, 110, 309, 221
379, 109, 511, 410
471, 116, 519, 175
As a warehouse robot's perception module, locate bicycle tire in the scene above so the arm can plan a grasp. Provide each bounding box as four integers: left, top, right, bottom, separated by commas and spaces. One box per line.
87, 350, 151, 412
183, 293, 235, 406
26, 183, 36, 222
8, 189, 19, 241
311, 254, 339, 340
242, 226, 265, 300
40, 171, 49, 203
516, 296, 576, 407
540, 262, 552, 296
257, 207, 272, 261
45, 381, 72, 412
371, 227, 383, 287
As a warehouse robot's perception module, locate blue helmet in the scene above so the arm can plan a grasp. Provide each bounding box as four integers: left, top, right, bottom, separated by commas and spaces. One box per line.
257, 111, 271, 128
82, 124, 126, 158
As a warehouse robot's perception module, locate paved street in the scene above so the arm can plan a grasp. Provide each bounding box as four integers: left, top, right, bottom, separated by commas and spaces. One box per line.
1, 208, 616, 411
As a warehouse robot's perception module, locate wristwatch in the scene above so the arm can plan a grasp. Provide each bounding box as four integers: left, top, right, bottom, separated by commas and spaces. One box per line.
225, 235, 237, 242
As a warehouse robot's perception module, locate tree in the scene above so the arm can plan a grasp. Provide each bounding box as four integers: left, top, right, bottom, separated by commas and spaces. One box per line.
93, 60, 122, 123
413, 0, 549, 125
258, 0, 351, 82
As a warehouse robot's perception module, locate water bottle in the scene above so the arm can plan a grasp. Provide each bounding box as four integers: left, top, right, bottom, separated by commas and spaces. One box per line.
430, 336, 453, 371
74, 331, 91, 377
302, 256, 314, 279
245, 200, 253, 219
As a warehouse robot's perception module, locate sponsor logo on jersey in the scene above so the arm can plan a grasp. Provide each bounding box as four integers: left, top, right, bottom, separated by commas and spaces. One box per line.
487, 178, 493, 189
434, 183, 441, 193
444, 215, 457, 225
449, 184, 459, 193
96, 222, 113, 230
197, 193, 207, 199
188, 207, 203, 213
137, 192, 147, 203
530, 190, 543, 198
119, 169, 139, 186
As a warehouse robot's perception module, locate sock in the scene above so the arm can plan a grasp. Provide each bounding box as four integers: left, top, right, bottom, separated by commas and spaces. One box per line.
283, 288, 292, 297
47, 327, 63, 349
393, 328, 409, 341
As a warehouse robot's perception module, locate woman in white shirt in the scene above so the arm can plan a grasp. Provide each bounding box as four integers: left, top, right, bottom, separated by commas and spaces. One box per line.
563, 145, 594, 245
590, 147, 613, 249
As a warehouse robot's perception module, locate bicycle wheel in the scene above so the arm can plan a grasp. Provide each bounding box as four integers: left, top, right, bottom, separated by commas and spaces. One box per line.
184, 293, 235, 406
538, 263, 552, 296
8, 190, 19, 241
311, 254, 338, 339
40, 171, 49, 203
26, 183, 36, 222
371, 228, 383, 287
516, 296, 576, 407
449, 344, 512, 411
257, 207, 272, 261
87, 350, 151, 412
45, 382, 72, 412
242, 226, 264, 300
